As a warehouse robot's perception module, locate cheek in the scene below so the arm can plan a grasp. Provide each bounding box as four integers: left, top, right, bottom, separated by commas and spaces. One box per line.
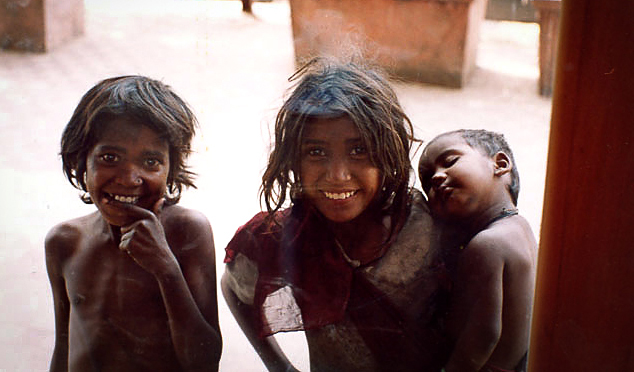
298, 162, 317, 184
363, 167, 382, 196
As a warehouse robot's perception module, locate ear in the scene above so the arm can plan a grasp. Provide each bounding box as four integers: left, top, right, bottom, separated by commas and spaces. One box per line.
493, 152, 512, 177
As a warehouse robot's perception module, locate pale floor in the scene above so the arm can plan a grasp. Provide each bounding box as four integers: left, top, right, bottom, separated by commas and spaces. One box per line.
0, 0, 552, 370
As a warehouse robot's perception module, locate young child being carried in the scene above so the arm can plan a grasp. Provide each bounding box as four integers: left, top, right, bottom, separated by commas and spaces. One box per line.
222, 58, 450, 372
418, 129, 537, 372
45, 76, 222, 372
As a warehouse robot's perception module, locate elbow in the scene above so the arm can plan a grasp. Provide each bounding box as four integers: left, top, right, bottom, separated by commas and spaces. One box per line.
212, 334, 223, 366
479, 321, 502, 355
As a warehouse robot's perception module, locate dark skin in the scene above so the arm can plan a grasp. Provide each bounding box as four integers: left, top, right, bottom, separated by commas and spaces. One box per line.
46, 118, 221, 371
221, 206, 388, 372
420, 134, 537, 371
222, 118, 391, 371
46, 201, 222, 372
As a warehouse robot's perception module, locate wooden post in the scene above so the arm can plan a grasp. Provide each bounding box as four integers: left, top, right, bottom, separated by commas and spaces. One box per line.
528, 0, 634, 370
532, 0, 561, 96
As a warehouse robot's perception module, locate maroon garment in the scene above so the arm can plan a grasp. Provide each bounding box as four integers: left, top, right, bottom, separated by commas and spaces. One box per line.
224, 208, 356, 336
224, 191, 452, 371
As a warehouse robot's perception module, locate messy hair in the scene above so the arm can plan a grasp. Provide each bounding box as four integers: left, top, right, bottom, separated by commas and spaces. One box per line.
424, 129, 520, 205
60, 75, 197, 205
261, 58, 418, 216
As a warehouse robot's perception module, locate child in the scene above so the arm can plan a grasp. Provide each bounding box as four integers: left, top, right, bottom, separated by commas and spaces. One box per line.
418, 129, 537, 372
222, 59, 450, 372
45, 76, 222, 372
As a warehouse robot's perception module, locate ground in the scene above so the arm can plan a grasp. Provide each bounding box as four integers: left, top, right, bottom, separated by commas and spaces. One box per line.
0, 0, 551, 370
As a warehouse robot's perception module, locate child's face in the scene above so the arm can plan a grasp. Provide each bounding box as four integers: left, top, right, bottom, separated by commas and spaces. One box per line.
419, 134, 497, 221
85, 117, 170, 226
299, 116, 381, 223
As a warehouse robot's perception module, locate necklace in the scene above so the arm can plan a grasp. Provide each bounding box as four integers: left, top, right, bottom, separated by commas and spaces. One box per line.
486, 207, 519, 227
459, 208, 519, 251
333, 238, 361, 268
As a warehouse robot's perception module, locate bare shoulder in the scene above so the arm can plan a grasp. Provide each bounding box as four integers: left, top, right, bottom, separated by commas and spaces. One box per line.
160, 205, 211, 231
468, 215, 537, 266
45, 212, 100, 259
160, 205, 214, 254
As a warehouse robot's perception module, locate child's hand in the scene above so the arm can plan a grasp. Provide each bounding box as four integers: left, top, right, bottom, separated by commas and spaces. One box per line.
118, 198, 179, 276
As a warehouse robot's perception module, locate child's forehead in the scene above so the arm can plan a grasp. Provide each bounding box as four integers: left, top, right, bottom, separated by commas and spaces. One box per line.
302, 116, 362, 139
424, 133, 469, 156
93, 117, 168, 148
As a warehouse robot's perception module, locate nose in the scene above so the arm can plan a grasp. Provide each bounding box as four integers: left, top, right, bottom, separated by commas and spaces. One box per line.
116, 163, 143, 187
430, 170, 446, 189
325, 157, 351, 182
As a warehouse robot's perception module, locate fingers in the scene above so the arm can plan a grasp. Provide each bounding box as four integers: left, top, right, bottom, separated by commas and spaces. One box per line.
119, 229, 134, 254
117, 200, 154, 220
152, 198, 165, 217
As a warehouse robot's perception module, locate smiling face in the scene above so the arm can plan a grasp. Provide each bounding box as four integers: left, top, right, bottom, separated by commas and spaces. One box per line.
85, 117, 169, 226
419, 133, 498, 222
299, 116, 381, 223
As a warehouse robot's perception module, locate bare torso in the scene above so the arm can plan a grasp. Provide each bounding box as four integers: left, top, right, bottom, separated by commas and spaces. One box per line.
46, 205, 220, 372
447, 214, 537, 370
63, 214, 180, 371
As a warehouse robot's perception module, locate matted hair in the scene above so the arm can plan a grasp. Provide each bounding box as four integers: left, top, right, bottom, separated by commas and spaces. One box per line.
60, 75, 197, 205
260, 58, 418, 216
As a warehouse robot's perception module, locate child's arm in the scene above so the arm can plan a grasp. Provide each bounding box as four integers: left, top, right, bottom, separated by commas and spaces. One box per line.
443, 235, 505, 372
221, 268, 300, 372
44, 224, 73, 372
119, 203, 222, 371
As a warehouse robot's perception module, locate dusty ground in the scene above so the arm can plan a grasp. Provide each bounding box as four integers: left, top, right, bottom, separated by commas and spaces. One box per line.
0, 0, 551, 370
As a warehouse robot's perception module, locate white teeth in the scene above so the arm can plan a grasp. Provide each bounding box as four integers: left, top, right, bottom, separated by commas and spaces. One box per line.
324, 191, 356, 200
112, 194, 139, 204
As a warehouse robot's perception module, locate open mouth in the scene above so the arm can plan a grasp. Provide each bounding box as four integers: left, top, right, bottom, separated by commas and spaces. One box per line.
105, 192, 140, 205
323, 190, 357, 200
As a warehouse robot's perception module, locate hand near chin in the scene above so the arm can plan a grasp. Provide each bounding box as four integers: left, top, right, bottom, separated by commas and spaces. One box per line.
118, 198, 178, 276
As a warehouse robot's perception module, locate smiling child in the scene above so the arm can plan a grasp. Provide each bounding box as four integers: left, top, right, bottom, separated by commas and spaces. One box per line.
222, 59, 450, 372
45, 76, 222, 372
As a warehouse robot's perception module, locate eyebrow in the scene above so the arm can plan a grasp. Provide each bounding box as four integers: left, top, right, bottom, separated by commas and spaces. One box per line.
95, 144, 126, 153
142, 150, 168, 160
301, 137, 364, 145
95, 145, 167, 159
435, 148, 461, 161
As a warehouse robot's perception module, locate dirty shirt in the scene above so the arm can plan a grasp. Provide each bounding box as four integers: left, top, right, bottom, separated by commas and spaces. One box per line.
224, 190, 450, 371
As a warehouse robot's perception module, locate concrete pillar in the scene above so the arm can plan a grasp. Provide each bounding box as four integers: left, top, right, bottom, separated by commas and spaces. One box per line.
289, 0, 489, 88
0, 0, 84, 52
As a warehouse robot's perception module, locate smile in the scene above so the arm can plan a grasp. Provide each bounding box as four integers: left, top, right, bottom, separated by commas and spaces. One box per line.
106, 193, 139, 204
323, 191, 357, 200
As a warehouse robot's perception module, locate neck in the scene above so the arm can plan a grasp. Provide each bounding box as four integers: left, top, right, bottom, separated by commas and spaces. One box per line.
327, 209, 390, 266
97, 216, 122, 244
465, 201, 518, 234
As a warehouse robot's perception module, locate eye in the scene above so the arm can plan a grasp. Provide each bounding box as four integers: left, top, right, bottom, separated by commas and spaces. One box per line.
305, 147, 326, 158
99, 153, 119, 163
442, 155, 459, 167
144, 158, 162, 168
350, 145, 367, 156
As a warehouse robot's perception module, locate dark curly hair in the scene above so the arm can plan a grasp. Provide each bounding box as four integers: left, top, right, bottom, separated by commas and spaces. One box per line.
261, 58, 419, 217
60, 75, 197, 205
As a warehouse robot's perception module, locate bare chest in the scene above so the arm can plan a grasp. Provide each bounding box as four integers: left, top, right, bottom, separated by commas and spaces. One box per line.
63, 243, 177, 369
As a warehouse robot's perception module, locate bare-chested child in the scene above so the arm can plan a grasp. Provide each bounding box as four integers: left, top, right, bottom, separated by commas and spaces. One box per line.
418, 129, 537, 372
45, 76, 222, 372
